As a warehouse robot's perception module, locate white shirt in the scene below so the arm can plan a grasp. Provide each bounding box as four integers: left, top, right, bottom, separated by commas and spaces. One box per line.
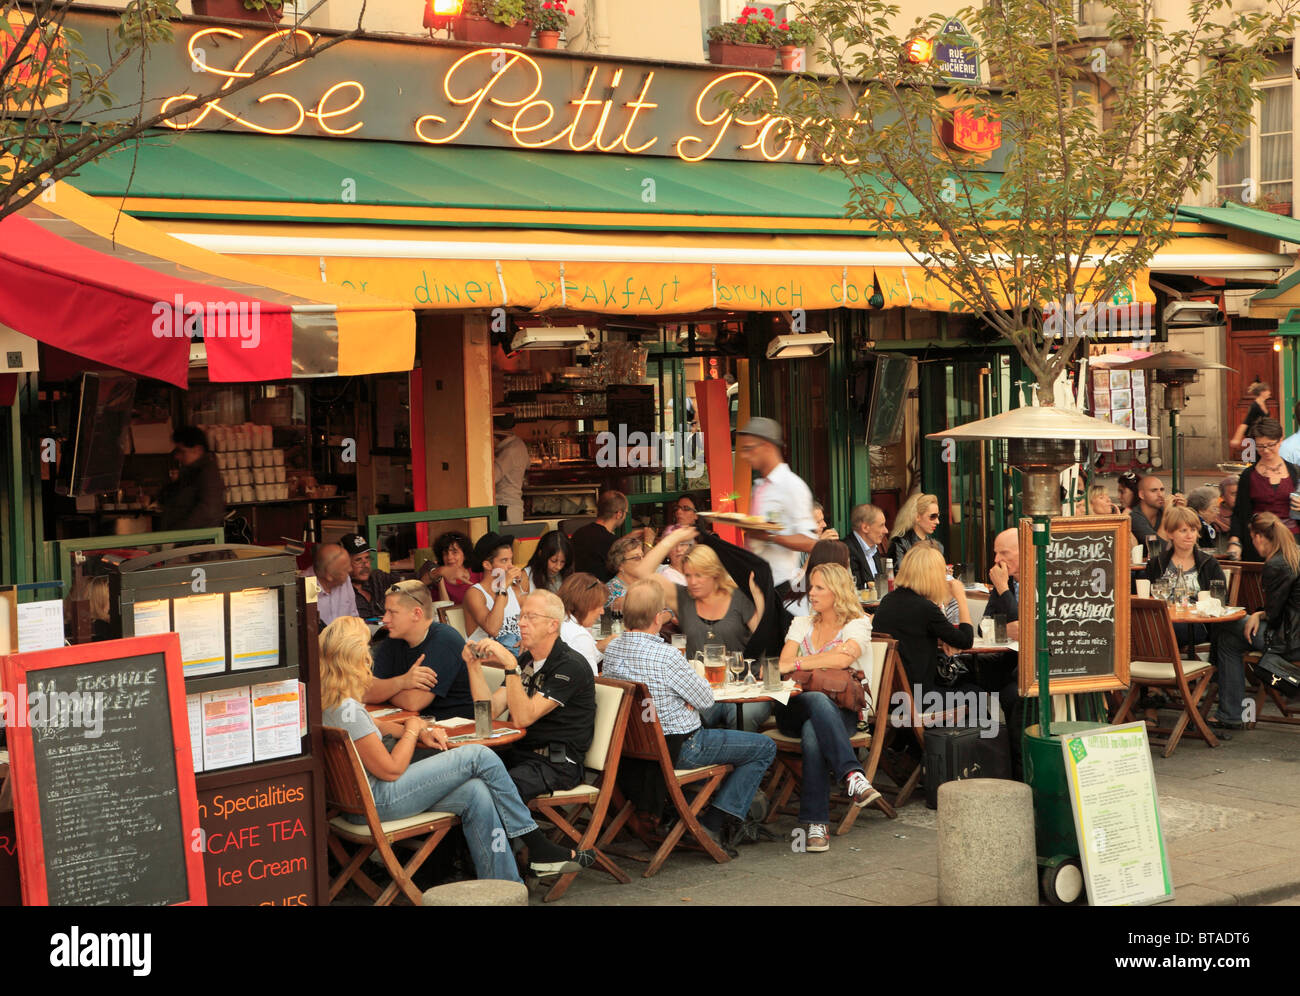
468, 581, 521, 652
656, 563, 687, 586
853, 532, 879, 579
1280, 430, 1300, 467
493, 433, 529, 523
785, 614, 874, 674
561, 616, 601, 675
747, 462, 816, 587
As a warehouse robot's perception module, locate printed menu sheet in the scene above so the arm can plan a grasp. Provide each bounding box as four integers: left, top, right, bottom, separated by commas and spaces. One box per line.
16, 599, 64, 652
251, 679, 301, 762
174, 593, 227, 677
201, 686, 254, 771
187, 693, 204, 774
1062, 722, 1173, 906
229, 587, 280, 671
133, 598, 171, 637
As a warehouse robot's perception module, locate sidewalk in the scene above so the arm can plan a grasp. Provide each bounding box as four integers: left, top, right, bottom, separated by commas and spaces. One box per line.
553, 719, 1300, 907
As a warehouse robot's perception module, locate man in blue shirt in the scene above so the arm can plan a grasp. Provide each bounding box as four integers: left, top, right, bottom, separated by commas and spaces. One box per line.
363, 580, 474, 720
602, 580, 775, 853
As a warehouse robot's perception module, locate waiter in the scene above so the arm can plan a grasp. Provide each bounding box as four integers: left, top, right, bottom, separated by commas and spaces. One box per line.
493, 413, 529, 525
735, 417, 817, 601
159, 426, 225, 531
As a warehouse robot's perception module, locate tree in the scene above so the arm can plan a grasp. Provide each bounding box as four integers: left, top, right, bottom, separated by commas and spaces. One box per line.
755, 0, 1300, 402
0, 0, 368, 221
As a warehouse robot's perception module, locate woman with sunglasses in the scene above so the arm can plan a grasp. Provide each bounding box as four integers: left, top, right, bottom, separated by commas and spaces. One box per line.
1212, 512, 1300, 734
1227, 418, 1300, 562
887, 493, 942, 567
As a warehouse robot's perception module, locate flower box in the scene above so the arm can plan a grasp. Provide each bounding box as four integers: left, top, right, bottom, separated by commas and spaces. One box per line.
708, 40, 777, 69
191, 0, 283, 23
451, 14, 533, 45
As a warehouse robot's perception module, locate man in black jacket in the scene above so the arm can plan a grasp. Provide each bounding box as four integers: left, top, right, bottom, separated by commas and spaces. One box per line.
847, 503, 888, 592
696, 531, 784, 656
159, 426, 225, 531
986, 528, 1020, 640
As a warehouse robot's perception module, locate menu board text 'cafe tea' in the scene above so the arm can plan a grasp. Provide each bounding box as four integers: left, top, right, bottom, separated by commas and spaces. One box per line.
68, 9, 1004, 168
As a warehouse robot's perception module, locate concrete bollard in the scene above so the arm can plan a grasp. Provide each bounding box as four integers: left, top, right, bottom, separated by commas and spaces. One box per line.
937, 779, 1038, 906
422, 880, 529, 906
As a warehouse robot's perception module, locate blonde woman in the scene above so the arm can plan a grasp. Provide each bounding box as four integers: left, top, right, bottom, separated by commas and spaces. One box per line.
1212, 512, 1300, 734
88, 576, 113, 641
887, 492, 942, 565
319, 616, 590, 880
1088, 484, 1122, 516
871, 544, 972, 692
633, 526, 765, 657
774, 563, 883, 852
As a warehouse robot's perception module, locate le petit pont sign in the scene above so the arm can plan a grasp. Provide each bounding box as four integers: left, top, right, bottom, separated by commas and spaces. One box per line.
69, 9, 1004, 168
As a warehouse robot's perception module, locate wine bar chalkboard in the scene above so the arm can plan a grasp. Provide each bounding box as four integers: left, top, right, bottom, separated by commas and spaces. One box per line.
1, 634, 206, 906
1018, 515, 1131, 697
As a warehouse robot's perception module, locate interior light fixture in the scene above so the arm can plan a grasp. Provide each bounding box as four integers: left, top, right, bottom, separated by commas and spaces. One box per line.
766, 331, 834, 359
510, 325, 592, 350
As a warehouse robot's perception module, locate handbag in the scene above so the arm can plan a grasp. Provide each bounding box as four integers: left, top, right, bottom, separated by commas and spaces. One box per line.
1253, 653, 1300, 698
792, 666, 868, 713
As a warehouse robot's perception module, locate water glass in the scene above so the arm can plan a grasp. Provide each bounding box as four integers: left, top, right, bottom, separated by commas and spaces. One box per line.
728, 651, 745, 686
762, 654, 782, 691
671, 634, 688, 654
979, 617, 995, 642
1209, 580, 1227, 605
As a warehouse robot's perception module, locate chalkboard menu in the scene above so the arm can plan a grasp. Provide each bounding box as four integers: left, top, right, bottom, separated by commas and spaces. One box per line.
1018, 515, 1131, 697
1, 634, 206, 906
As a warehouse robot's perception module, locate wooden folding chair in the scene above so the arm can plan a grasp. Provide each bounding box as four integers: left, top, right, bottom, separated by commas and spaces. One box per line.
763, 637, 899, 833
597, 681, 734, 877
1113, 599, 1219, 757
528, 677, 634, 902
322, 727, 459, 906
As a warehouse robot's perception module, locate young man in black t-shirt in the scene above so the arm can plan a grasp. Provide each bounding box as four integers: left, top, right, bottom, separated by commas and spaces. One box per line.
465, 590, 596, 801
363, 580, 474, 720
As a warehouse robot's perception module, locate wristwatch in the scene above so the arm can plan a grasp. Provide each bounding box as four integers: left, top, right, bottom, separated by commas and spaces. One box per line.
503, 668, 520, 678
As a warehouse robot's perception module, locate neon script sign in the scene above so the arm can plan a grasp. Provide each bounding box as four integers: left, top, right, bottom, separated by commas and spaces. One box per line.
154, 27, 970, 165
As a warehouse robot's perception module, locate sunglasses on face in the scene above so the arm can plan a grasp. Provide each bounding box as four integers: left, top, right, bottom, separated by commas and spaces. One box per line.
926, 513, 940, 521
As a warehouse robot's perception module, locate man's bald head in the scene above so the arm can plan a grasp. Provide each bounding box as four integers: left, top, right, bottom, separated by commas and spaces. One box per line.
1138, 476, 1166, 512
993, 528, 1019, 578
314, 543, 349, 587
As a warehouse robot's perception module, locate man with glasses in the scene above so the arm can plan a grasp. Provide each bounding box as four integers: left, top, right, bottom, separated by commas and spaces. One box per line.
464, 590, 596, 801
603, 580, 775, 854
735, 417, 817, 601
364, 580, 474, 719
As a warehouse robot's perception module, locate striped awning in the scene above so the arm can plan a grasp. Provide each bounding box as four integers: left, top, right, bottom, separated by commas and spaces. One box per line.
0, 178, 413, 387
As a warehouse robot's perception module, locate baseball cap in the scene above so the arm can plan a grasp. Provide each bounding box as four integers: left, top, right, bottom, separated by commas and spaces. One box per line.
340, 533, 371, 558
736, 416, 784, 449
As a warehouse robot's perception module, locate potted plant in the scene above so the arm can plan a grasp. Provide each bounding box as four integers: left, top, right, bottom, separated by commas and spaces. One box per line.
451, 0, 538, 46
192, 0, 284, 24
706, 6, 778, 69
775, 17, 815, 71
533, 0, 573, 49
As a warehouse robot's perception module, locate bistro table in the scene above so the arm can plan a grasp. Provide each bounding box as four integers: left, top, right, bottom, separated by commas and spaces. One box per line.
365, 705, 525, 750
1168, 605, 1246, 626
712, 679, 797, 729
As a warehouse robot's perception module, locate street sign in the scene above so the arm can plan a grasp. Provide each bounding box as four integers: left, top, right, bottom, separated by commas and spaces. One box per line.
935, 17, 980, 84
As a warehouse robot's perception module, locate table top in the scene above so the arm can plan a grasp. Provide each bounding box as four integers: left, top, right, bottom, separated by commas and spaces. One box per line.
1167, 606, 1246, 625
966, 640, 1019, 654
712, 679, 797, 703
365, 705, 524, 749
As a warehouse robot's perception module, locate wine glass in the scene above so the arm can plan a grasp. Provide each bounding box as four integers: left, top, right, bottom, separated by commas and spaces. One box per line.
728, 651, 746, 688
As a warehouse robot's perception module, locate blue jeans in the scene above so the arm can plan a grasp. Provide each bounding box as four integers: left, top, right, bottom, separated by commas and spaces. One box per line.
1214, 617, 1264, 725
357, 744, 536, 883
701, 701, 774, 732
775, 692, 864, 823
676, 727, 776, 821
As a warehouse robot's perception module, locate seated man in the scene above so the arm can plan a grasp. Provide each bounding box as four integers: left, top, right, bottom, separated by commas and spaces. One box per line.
602, 580, 776, 851
465, 590, 597, 801
986, 528, 1021, 641
313, 541, 358, 629
363, 580, 474, 720
340, 532, 397, 620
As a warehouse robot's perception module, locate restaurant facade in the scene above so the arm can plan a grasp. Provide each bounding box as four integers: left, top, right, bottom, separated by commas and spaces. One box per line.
3, 6, 1297, 585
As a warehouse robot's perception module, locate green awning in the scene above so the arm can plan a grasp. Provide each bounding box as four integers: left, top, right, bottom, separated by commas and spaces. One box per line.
69, 131, 1006, 234
1177, 201, 1300, 244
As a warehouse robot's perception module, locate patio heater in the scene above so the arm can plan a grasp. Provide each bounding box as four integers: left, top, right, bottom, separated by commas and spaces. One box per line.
1114, 351, 1234, 495
928, 403, 1152, 904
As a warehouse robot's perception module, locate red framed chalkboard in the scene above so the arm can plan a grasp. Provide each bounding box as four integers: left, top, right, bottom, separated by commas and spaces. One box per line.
1, 633, 207, 906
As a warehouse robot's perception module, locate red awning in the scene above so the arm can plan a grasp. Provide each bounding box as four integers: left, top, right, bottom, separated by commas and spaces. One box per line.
0, 213, 292, 387
0, 178, 414, 387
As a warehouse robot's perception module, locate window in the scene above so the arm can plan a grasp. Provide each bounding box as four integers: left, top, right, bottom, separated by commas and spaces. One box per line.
699, 1, 792, 34
1216, 51, 1293, 213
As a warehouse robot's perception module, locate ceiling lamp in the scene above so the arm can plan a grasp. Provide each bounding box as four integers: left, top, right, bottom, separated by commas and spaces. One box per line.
510, 325, 592, 350
766, 331, 834, 359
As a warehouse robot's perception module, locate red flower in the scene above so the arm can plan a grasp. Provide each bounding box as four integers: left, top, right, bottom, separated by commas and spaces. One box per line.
779, 20, 788, 29
762, 7, 774, 20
